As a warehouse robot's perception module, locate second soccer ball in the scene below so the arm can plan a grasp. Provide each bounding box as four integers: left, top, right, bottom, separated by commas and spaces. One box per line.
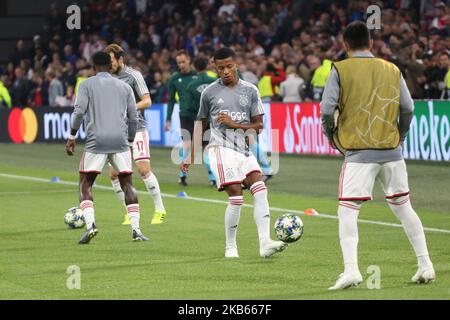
274, 214, 304, 243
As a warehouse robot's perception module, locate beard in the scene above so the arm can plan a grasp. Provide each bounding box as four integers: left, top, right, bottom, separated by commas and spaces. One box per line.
112, 65, 122, 74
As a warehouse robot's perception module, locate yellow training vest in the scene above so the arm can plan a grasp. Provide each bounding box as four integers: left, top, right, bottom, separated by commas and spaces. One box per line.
206, 70, 218, 79
258, 75, 274, 98
311, 59, 332, 88
0, 81, 12, 108
74, 76, 87, 95
332, 57, 401, 152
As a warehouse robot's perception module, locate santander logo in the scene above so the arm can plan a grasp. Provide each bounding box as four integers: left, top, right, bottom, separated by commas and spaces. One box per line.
283, 106, 295, 153
272, 103, 340, 156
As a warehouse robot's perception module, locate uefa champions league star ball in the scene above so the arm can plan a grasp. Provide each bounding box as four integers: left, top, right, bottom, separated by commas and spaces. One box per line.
274, 214, 304, 243
64, 207, 85, 229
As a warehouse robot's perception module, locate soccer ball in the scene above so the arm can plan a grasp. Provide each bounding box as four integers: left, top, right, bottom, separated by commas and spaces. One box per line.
274, 213, 304, 243
64, 207, 85, 229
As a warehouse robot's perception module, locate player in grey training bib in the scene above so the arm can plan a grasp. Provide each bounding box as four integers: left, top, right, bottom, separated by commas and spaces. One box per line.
105, 44, 167, 226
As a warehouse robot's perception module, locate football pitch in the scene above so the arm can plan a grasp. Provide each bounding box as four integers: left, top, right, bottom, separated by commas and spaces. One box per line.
0, 143, 449, 300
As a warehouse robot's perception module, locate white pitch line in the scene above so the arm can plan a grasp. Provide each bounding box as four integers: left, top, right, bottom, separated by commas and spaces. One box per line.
0, 189, 77, 196
1, 172, 450, 234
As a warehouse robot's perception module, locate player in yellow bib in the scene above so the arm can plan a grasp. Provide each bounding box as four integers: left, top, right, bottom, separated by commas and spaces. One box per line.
321, 22, 435, 290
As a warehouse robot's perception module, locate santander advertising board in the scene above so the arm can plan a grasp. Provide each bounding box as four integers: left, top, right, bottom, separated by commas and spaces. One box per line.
270, 102, 340, 156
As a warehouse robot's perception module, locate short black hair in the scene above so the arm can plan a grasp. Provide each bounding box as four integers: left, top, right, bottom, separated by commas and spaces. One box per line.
266, 63, 277, 73
193, 57, 208, 72
213, 47, 236, 61
343, 21, 371, 50
92, 52, 112, 67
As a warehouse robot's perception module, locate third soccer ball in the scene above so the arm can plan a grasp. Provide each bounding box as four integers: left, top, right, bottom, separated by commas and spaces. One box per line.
274, 214, 304, 243
64, 207, 85, 229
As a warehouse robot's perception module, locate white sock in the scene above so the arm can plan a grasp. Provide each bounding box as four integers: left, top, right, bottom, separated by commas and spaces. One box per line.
142, 172, 165, 212
338, 201, 361, 274
80, 200, 95, 229
387, 196, 432, 268
111, 179, 126, 209
250, 181, 270, 246
126, 204, 141, 232
225, 196, 243, 249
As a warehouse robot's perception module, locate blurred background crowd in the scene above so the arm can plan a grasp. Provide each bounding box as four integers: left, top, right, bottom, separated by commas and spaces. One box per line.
0, 0, 449, 109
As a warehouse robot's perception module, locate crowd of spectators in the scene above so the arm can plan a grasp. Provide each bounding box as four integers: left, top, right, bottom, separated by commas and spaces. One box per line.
1, 0, 450, 109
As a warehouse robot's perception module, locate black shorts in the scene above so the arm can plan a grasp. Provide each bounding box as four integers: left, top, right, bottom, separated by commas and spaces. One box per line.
180, 116, 194, 138
180, 116, 209, 146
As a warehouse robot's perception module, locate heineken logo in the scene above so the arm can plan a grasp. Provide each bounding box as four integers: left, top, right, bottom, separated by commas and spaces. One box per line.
403, 101, 450, 161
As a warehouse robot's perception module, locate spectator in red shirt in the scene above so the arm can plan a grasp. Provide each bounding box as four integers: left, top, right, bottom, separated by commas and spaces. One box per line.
28, 74, 45, 107
266, 62, 286, 101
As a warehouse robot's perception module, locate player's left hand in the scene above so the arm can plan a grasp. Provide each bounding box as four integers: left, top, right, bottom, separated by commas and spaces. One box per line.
66, 139, 76, 156
218, 112, 236, 128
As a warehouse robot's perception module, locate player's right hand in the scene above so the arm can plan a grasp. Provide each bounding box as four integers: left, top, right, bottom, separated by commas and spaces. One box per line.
180, 162, 190, 173
164, 121, 170, 132
66, 139, 76, 156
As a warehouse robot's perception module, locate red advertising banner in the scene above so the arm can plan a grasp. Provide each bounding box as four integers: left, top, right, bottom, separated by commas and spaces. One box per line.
270, 102, 340, 156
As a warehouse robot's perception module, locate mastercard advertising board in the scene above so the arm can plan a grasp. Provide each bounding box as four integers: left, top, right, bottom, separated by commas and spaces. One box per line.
7, 107, 39, 143
0, 107, 86, 143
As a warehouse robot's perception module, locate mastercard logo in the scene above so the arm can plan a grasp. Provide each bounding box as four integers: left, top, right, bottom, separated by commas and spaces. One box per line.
8, 107, 38, 144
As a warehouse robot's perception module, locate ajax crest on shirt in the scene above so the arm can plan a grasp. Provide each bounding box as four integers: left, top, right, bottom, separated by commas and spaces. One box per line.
239, 94, 249, 107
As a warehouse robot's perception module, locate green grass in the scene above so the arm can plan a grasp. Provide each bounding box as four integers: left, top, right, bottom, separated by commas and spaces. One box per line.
0, 143, 449, 299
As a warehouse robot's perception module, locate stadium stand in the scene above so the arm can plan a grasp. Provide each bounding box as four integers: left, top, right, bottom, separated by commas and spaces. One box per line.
0, 0, 449, 105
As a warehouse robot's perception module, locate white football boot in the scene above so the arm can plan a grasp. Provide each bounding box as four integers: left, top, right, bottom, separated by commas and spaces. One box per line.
259, 239, 288, 258
412, 266, 435, 284
225, 246, 239, 258
328, 271, 363, 290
